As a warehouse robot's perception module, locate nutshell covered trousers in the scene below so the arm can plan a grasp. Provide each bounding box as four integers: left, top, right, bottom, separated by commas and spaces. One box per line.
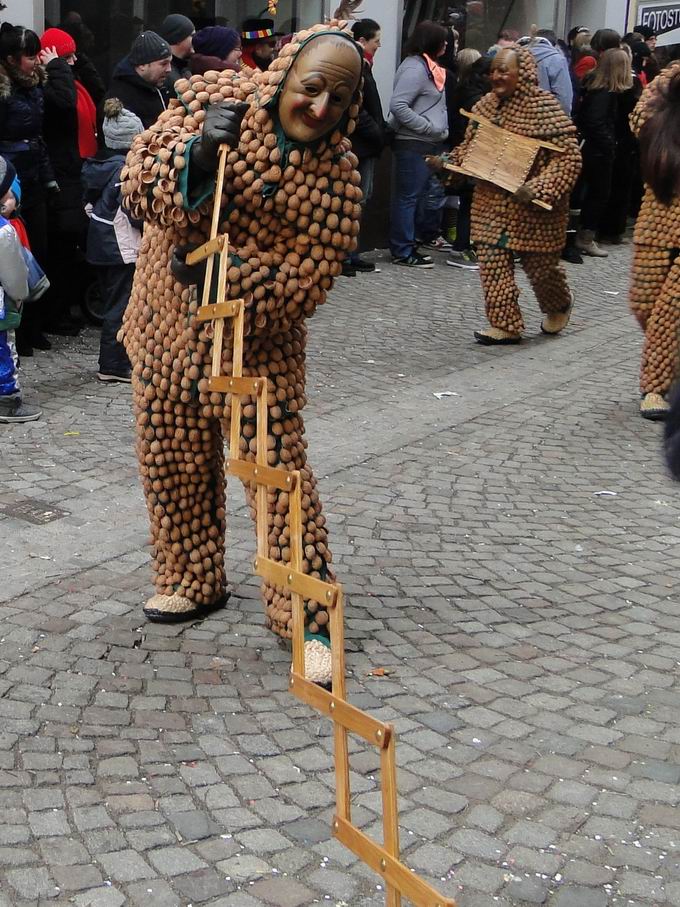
477, 245, 572, 335
630, 245, 680, 396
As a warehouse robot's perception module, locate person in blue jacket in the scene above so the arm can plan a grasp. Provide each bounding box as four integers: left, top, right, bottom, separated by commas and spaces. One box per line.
82, 98, 143, 382
519, 30, 573, 115
0, 156, 41, 422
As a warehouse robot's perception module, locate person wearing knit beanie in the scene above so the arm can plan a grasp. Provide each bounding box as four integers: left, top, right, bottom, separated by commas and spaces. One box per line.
0, 157, 17, 204
102, 98, 143, 150
81, 101, 142, 384
101, 31, 171, 131
158, 14, 195, 88
39, 27, 76, 60
190, 26, 242, 76
128, 31, 172, 68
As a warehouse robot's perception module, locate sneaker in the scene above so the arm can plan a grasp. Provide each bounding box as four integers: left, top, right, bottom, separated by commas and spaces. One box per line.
353, 258, 378, 273
446, 250, 479, 270
0, 398, 42, 423
420, 235, 453, 251
98, 370, 132, 383
392, 253, 435, 269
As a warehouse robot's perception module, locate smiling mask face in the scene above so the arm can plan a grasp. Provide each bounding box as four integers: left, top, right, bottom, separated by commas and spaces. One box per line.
277, 36, 362, 143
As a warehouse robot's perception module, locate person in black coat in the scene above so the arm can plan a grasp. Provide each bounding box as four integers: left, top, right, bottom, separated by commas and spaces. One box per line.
39, 27, 99, 334
598, 68, 642, 243
345, 18, 386, 275
575, 48, 633, 258
0, 23, 56, 354
157, 14, 195, 90
101, 31, 171, 132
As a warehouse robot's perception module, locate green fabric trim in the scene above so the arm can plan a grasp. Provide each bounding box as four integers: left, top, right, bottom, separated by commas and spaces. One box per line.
304, 632, 330, 647
0, 311, 21, 331
178, 136, 217, 211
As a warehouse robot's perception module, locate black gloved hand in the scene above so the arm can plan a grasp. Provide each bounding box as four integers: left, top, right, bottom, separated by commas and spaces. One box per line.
171, 243, 206, 287
190, 101, 250, 173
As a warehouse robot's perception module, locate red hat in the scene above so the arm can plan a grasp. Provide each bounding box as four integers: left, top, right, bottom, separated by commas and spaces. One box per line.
40, 28, 77, 57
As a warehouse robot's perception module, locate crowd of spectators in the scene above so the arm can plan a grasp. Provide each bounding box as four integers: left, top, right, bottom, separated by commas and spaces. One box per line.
0, 10, 671, 422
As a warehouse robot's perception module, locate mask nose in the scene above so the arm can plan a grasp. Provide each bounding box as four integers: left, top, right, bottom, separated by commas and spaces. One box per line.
310, 92, 330, 119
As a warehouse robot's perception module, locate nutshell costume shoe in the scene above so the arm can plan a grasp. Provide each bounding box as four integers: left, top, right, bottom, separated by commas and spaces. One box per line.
474, 327, 522, 345
640, 392, 670, 421
542, 295, 574, 335
144, 592, 229, 623
304, 635, 332, 687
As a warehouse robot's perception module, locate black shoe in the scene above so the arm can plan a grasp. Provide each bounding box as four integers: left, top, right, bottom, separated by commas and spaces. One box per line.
97, 370, 132, 384
392, 253, 434, 269
341, 262, 357, 277
561, 246, 583, 264
32, 332, 52, 351
16, 340, 33, 358
354, 258, 378, 273
0, 398, 42, 423
45, 319, 82, 337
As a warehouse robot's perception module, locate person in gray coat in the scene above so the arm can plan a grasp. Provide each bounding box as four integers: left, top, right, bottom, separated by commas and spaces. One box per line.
388, 20, 449, 268
519, 30, 573, 114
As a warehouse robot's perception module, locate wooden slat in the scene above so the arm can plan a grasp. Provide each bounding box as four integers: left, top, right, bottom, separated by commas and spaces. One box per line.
227, 459, 298, 492
211, 317, 224, 378
255, 389, 268, 559
382, 736, 402, 907
289, 478, 305, 677
195, 299, 243, 322
330, 596, 350, 821
209, 375, 265, 396
459, 109, 566, 152
185, 234, 226, 266
288, 673, 391, 748
253, 556, 338, 608
333, 817, 457, 907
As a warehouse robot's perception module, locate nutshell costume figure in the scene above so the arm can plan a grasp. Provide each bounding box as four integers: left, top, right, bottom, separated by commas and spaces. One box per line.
629, 62, 680, 420
120, 23, 363, 662
445, 46, 581, 344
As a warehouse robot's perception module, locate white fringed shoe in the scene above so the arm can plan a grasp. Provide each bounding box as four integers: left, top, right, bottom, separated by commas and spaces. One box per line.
304, 638, 332, 686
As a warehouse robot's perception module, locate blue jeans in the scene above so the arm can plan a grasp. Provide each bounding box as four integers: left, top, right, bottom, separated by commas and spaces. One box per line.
389, 146, 443, 259
0, 330, 19, 396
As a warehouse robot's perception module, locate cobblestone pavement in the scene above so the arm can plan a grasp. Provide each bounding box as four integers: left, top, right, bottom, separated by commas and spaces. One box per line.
1, 243, 679, 906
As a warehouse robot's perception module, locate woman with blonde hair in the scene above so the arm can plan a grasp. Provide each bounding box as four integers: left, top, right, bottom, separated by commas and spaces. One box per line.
575, 47, 634, 256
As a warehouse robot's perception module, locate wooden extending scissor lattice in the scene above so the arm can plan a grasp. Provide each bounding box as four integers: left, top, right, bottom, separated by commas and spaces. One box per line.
186, 147, 456, 907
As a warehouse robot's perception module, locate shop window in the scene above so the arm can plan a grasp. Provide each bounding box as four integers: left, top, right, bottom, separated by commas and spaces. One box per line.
403, 0, 558, 52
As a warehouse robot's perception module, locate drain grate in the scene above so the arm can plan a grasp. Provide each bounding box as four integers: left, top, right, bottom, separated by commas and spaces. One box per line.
0, 497, 69, 525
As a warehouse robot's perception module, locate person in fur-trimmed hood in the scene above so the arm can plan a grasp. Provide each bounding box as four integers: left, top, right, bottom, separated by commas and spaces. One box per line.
0, 23, 61, 356
120, 20, 364, 685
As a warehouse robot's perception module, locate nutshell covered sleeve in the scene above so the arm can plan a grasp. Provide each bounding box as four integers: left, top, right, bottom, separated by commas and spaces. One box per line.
522, 132, 582, 208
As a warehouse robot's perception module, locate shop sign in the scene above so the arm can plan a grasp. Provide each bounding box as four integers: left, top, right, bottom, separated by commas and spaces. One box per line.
637, 2, 680, 44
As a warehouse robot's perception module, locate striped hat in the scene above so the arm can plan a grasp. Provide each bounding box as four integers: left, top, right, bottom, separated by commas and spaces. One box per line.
241, 18, 274, 41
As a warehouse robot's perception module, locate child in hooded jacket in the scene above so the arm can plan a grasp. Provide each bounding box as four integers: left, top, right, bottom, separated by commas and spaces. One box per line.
81, 97, 143, 382
0, 155, 41, 422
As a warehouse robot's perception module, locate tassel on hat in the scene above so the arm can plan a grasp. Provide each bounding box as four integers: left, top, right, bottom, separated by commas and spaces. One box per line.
102, 98, 144, 150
